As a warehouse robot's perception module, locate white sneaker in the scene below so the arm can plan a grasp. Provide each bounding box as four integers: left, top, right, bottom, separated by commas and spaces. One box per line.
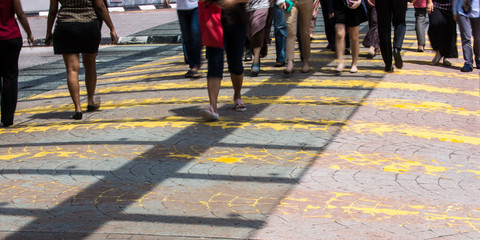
200, 105, 219, 121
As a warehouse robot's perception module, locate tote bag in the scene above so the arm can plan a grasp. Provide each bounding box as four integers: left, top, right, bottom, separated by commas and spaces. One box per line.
198, 1, 224, 48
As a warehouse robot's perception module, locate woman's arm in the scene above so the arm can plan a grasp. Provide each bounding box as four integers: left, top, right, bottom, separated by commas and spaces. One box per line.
93, 0, 118, 44
427, 0, 434, 14
45, 0, 58, 45
13, 0, 34, 45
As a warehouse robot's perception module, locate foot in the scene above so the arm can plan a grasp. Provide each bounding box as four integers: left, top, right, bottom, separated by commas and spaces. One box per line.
350, 65, 358, 73
274, 61, 285, 67
393, 48, 403, 69
200, 105, 219, 121
335, 63, 345, 74
234, 99, 247, 112
301, 63, 310, 73
384, 66, 394, 73
432, 51, 442, 65
87, 97, 101, 112
250, 63, 260, 77
417, 45, 425, 52
185, 69, 201, 78
2, 121, 13, 127
72, 112, 83, 120
443, 58, 452, 66
460, 63, 473, 72
366, 47, 376, 59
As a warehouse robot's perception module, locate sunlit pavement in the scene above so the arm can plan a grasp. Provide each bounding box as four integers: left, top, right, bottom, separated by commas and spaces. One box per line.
0, 8, 479, 240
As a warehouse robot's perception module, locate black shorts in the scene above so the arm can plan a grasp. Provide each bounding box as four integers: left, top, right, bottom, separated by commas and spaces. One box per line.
53, 21, 101, 54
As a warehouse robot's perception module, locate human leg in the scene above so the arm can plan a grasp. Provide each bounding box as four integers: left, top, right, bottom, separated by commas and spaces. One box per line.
471, 17, 480, 68
375, 0, 393, 71
224, 23, 246, 108
414, 8, 427, 51
335, 23, 346, 73
297, 0, 314, 72
458, 15, 474, 70
178, 9, 201, 75
204, 47, 224, 119
63, 53, 83, 116
391, 0, 407, 69
0, 37, 22, 126
82, 53, 100, 109
285, 5, 298, 73
273, 4, 287, 65
348, 25, 360, 73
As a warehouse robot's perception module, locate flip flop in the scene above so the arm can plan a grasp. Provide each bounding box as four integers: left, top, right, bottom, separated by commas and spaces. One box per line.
234, 99, 246, 112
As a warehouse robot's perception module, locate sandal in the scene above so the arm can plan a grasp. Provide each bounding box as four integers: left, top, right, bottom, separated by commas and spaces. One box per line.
185, 70, 201, 78
199, 105, 219, 121
234, 99, 246, 112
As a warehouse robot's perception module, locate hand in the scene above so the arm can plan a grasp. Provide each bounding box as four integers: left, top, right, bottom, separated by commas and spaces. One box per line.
349, 0, 361, 9
44, 32, 53, 45
278, 2, 287, 9
329, 12, 334, 19
27, 33, 34, 46
367, 0, 374, 7
453, 14, 457, 22
110, 30, 118, 44
427, 0, 433, 14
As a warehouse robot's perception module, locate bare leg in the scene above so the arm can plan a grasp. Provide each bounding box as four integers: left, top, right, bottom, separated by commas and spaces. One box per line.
335, 23, 346, 72
230, 73, 244, 101
82, 53, 98, 106
207, 77, 222, 113
63, 54, 82, 112
348, 25, 360, 73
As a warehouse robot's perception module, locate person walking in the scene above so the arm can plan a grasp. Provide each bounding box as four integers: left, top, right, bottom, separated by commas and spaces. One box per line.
427, 0, 458, 66
413, 0, 428, 52
272, 3, 287, 67
46, 0, 118, 120
370, 0, 408, 72
177, 0, 202, 78
277, 0, 314, 74
199, 0, 248, 121
453, 0, 480, 72
0, 0, 34, 127
328, 0, 367, 74
246, 0, 274, 77
363, 0, 380, 58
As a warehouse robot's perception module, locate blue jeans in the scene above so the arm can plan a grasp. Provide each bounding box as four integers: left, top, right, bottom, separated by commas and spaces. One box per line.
177, 8, 201, 69
273, 5, 286, 63
458, 15, 480, 67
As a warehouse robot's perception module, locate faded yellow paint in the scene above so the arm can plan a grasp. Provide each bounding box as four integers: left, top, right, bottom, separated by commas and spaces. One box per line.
347, 121, 480, 145
209, 157, 243, 164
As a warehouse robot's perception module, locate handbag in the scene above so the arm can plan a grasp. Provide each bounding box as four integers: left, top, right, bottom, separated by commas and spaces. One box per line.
198, 1, 224, 48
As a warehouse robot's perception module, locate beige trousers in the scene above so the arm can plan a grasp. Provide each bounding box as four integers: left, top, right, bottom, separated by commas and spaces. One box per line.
284, 0, 314, 61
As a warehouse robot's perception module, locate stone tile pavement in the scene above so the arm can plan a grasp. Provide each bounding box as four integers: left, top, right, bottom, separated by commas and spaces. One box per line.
1, 7, 480, 240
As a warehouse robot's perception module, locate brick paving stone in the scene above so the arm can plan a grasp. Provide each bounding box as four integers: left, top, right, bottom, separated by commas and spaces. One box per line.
1, 6, 479, 240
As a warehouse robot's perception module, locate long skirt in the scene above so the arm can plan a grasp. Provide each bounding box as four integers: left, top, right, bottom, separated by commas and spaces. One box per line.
246, 8, 273, 55
428, 8, 458, 58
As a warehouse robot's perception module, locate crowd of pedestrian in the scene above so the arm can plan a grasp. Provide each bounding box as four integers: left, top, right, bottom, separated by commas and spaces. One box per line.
1, 0, 478, 125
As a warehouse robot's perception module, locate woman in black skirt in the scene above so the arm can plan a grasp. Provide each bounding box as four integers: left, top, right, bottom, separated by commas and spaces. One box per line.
427, 0, 458, 66
327, 0, 367, 74
45, 0, 118, 120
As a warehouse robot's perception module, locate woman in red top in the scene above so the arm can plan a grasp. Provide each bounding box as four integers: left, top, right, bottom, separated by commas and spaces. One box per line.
0, 0, 34, 127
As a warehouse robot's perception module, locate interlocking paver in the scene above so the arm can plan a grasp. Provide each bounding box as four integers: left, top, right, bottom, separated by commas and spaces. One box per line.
1, 6, 479, 240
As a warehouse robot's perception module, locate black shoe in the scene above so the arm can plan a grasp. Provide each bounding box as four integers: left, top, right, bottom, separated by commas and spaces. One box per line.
274, 61, 285, 67
2, 121, 13, 127
384, 66, 394, 73
393, 48, 403, 69
72, 112, 83, 120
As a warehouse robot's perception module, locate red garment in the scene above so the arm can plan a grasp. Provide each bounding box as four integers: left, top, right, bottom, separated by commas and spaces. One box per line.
414, 0, 427, 8
0, 0, 21, 40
